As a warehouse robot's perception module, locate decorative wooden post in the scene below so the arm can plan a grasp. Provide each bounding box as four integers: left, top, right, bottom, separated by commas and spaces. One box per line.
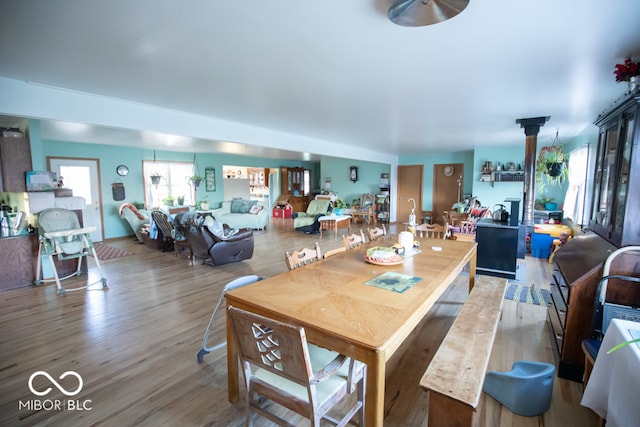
516, 116, 549, 226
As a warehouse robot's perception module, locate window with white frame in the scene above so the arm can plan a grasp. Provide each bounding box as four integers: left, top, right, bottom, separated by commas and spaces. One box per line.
562, 145, 590, 225
143, 161, 194, 208
303, 169, 311, 196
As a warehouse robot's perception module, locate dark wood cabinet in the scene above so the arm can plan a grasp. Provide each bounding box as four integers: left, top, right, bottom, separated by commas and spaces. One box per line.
0, 135, 32, 192
280, 166, 309, 212
280, 166, 306, 195
590, 92, 640, 246
549, 231, 616, 381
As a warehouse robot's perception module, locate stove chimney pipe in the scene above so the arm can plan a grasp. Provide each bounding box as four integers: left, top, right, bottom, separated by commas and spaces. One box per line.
516, 116, 550, 225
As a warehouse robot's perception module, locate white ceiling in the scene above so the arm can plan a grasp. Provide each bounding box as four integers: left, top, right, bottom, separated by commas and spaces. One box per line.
1, 0, 639, 162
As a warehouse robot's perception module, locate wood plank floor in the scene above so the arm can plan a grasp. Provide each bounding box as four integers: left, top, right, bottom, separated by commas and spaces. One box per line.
0, 219, 598, 426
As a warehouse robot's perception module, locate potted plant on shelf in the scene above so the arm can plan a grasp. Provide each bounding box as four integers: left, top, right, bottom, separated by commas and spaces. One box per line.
176, 195, 185, 206
536, 130, 569, 189
197, 196, 209, 211
614, 57, 640, 92
163, 194, 174, 207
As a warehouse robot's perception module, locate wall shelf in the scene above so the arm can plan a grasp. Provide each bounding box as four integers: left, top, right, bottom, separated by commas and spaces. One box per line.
480, 171, 524, 187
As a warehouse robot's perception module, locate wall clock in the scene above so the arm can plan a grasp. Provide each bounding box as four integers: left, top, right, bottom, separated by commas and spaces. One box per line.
349, 166, 358, 183
116, 164, 129, 176
444, 165, 454, 177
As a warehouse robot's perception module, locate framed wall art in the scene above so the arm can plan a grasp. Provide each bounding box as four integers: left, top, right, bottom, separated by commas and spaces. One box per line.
205, 167, 216, 192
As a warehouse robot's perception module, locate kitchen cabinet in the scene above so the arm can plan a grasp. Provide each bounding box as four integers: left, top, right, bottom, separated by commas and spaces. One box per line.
0, 135, 32, 192
0, 234, 38, 290
590, 92, 640, 246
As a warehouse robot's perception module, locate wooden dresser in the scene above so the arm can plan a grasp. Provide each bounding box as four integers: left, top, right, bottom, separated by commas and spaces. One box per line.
550, 231, 640, 381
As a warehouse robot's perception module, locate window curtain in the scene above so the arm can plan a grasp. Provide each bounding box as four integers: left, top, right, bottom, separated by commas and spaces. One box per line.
563, 145, 589, 225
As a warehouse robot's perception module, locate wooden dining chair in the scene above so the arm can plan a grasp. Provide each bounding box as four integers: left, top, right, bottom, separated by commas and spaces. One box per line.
415, 223, 446, 239
285, 242, 322, 270
323, 246, 346, 259
342, 230, 366, 250
351, 193, 376, 225
227, 305, 366, 427
367, 224, 387, 241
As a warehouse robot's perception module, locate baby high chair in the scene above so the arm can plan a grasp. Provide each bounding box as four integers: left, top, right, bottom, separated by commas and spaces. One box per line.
35, 208, 107, 295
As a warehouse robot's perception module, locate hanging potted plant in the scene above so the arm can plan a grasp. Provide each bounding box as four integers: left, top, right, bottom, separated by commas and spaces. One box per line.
536, 129, 569, 189
150, 172, 162, 186
187, 175, 202, 188
189, 154, 202, 188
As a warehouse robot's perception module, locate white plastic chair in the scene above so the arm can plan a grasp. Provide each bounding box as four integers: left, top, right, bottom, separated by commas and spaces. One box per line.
35, 208, 107, 296
197, 275, 264, 362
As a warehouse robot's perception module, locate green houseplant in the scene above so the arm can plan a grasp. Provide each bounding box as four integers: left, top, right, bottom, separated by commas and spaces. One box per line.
150, 172, 162, 186
536, 130, 569, 190
163, 194, 174, 206
188, 175, 202, 188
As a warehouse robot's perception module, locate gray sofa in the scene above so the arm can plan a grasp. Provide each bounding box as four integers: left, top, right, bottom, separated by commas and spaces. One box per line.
212, 199, 269, 230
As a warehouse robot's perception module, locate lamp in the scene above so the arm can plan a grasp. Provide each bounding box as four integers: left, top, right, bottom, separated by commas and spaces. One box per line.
408, 197, 417, 226
388, 0, 469, 27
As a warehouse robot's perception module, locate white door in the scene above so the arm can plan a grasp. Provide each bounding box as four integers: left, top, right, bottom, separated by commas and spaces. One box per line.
48, 158, 104, 242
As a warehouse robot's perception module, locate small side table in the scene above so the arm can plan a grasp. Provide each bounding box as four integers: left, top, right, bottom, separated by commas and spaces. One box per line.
318, 215, 351, 239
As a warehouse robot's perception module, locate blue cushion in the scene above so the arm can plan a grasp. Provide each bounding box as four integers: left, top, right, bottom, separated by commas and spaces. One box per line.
230, 199, 256, 214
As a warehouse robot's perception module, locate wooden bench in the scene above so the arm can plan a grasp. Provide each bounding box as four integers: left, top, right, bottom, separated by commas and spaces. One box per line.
419, 275, 508, 427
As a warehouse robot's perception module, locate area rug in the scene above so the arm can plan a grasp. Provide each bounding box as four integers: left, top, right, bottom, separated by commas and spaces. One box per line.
91, 243, 132, 261
504, 283, 552, 307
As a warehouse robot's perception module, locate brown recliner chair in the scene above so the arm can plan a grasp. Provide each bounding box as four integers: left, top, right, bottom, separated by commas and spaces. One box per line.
175, 212, 254, 267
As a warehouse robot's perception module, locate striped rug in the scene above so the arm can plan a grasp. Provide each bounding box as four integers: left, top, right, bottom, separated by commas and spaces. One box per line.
504, 284, 552, 306
91, 243, 132, 260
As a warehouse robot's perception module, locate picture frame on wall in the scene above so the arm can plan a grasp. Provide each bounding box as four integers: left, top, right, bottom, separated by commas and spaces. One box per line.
205, 167, 216, 192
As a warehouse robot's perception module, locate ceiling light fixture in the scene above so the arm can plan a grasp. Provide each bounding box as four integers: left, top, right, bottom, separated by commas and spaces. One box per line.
388, 0, 469, 27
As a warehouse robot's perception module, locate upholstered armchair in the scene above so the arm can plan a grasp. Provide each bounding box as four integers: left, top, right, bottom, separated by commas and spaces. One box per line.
292, 199, 331, 234
177, 214, 254, 266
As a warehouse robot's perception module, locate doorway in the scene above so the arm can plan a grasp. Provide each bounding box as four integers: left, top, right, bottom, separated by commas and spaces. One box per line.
397, 165, 423, 226
47, 157, 104, 242
433, 163, 464, 225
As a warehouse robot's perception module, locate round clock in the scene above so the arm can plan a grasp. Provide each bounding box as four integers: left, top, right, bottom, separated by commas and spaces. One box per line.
116, 165, 129, 176
444, 166, 454, 177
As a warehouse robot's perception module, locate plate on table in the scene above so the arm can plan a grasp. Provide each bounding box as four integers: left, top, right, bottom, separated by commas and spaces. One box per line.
364, 246, 405, 265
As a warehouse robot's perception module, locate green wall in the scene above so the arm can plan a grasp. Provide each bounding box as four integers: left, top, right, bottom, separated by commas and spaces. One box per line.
398, 150, 474, 212
320, 156, 391, 206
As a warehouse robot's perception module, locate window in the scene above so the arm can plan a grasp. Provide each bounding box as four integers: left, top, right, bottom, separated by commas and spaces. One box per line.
562, 145, 590, 225
303, 169, 311, 196
143, 161, 194, 208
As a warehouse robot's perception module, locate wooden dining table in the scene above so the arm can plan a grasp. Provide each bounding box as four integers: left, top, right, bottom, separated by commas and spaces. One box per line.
225, 235, 477, 426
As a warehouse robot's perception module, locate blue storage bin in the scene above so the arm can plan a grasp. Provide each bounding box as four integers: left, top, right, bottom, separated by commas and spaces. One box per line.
531, 233, 554, 258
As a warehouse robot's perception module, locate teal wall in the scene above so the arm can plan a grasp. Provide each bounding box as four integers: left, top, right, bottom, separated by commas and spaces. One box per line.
398, 150, 474, 212
28, 124, 391, 239
398, 138, 585, 223
471, 145, 525, 218
320, 156, 391, 206
31, 136, 319, 239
